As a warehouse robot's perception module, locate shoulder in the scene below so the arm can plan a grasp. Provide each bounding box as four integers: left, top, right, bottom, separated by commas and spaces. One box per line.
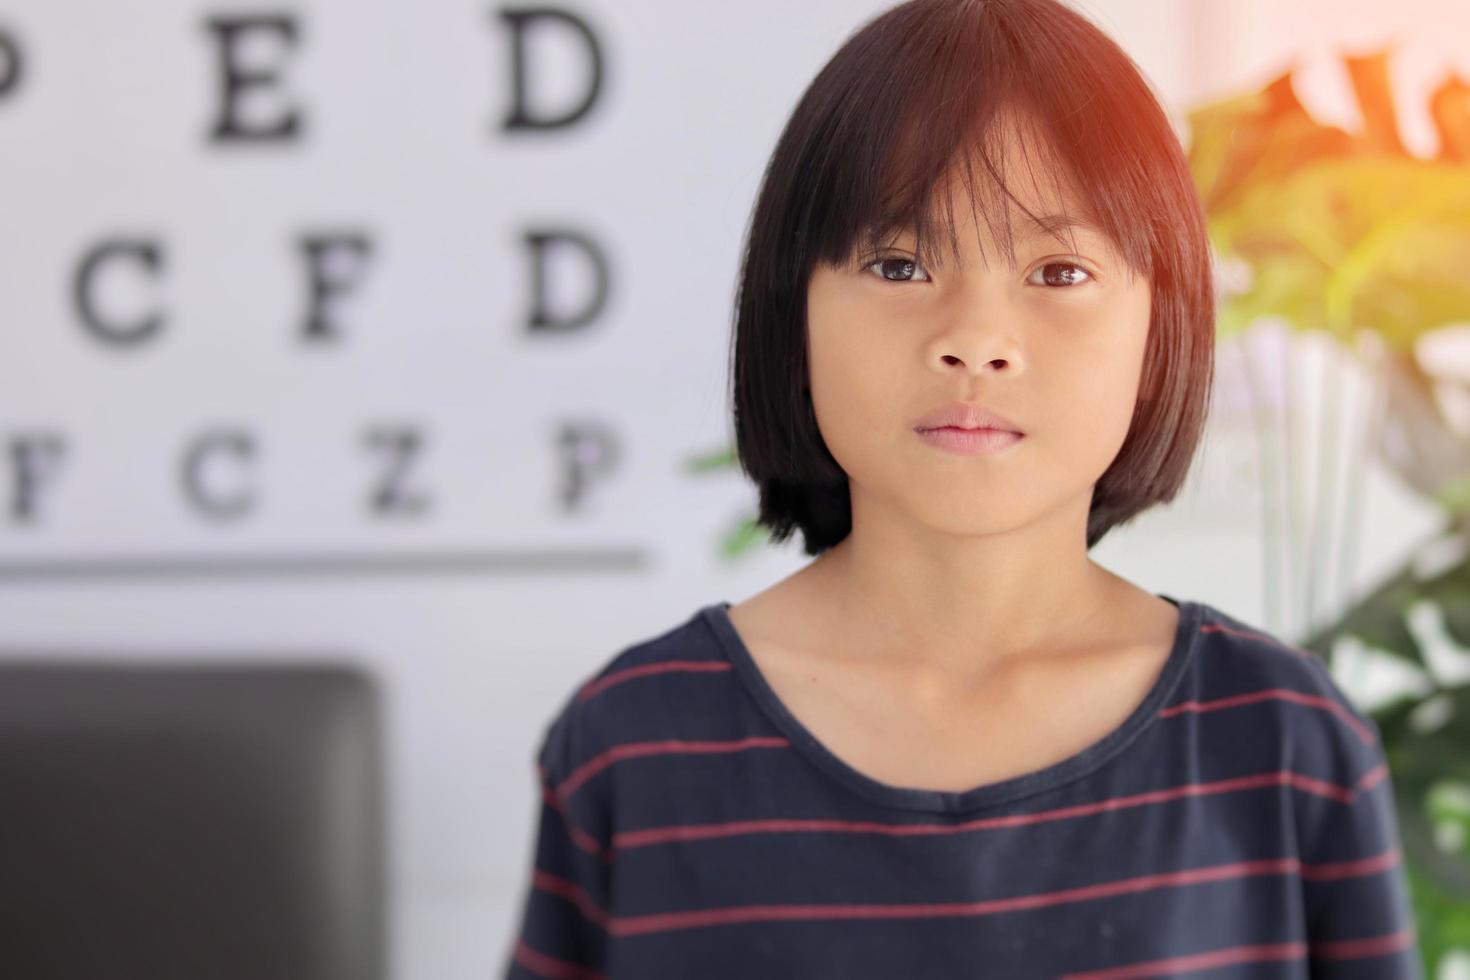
533, 604, 733, 785
1186, 600, 1384, 776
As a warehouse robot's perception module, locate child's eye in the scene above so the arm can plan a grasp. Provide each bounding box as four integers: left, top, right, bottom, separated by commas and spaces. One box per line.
864, 255, 931, 283
1027, 261, 1094, 288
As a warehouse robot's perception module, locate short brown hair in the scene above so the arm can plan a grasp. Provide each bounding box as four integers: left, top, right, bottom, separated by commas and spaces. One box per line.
729, 0, 1216, 555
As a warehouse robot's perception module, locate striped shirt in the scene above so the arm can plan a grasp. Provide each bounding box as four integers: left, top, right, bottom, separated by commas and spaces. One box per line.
504, 595, 1422, 979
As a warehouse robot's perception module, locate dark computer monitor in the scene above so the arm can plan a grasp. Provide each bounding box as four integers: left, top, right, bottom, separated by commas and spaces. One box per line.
0, 659, 386, 980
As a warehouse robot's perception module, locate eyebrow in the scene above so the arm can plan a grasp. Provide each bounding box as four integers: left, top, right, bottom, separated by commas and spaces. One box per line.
1013, 213, 1104, 241
859, 211, 1107, 267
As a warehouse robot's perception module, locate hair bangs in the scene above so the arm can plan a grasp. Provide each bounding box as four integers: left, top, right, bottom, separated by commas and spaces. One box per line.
818, 41, 1157, 285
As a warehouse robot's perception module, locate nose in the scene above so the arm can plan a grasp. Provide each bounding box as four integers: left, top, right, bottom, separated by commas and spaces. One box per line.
931, 328, 1022, 376
926, 267, 1026, 377
939, 351, 1011, 372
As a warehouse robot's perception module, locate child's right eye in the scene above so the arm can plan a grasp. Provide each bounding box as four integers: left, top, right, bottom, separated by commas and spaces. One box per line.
864, 255, 932, 283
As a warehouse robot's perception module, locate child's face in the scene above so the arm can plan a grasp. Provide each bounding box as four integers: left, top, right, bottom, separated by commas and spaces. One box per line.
803, 135, 1153, 541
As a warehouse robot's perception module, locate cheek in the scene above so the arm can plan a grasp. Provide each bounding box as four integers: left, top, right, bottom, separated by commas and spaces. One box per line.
1046, 326, 1149, 456
807, 310, 905, 433
808, 355, 894, 457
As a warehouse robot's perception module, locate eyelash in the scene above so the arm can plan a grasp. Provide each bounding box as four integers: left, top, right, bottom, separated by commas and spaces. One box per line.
861, 253, 1096, 288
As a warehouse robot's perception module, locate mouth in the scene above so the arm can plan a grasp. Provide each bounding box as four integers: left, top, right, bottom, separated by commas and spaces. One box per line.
915, 426, 1025, 456
912, 401, 1025, 435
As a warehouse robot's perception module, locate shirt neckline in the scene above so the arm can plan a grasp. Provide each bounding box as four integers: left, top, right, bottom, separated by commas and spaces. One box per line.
699, 594, 1203, 814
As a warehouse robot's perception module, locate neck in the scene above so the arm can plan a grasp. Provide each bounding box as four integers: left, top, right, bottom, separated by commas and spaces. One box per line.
799, 499, 1121, 683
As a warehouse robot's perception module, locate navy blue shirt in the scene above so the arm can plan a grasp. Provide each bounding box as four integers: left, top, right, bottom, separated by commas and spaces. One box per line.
504, 595, 1422, 978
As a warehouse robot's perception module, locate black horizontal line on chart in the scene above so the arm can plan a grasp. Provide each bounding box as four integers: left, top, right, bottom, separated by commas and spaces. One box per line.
0, 548, 649, 583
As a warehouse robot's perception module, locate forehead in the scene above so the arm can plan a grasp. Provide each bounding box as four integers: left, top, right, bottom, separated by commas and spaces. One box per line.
964, 115, 1099, 221
887, 184, 1109, 271
867, 105, 1110, 267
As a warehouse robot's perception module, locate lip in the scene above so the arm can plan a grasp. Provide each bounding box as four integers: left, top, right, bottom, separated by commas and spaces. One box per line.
916, 427, 1024, 456
913, 400, 1024, 434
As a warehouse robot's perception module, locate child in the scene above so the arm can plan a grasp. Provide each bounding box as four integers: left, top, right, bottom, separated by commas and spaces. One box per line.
504, 0, 1423, 976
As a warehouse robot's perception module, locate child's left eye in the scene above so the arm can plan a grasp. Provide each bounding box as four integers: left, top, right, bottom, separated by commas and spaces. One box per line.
1028, 262, 1093, 288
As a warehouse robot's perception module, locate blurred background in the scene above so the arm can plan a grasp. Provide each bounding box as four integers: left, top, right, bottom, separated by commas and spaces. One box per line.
2, 0, 1469, 977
